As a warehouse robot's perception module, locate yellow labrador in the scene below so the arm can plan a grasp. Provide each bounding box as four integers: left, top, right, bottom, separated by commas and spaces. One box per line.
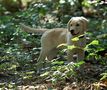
20, 17, 88, 63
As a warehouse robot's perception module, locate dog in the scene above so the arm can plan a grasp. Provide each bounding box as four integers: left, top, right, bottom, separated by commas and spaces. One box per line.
20, 17, 88, 64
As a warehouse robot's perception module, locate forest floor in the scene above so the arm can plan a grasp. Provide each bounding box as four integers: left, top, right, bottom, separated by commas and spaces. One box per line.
0, 61, 107, 90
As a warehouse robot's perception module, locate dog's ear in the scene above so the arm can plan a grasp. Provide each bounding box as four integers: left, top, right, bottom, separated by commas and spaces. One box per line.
80, 17, 88, 31
67, 18, 73, 31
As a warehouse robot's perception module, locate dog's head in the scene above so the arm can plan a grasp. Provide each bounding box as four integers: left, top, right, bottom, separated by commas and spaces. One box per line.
67, 17, 88, 36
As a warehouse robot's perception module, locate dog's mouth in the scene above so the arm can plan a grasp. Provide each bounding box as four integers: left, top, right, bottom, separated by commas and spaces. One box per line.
70, 31, 79, 36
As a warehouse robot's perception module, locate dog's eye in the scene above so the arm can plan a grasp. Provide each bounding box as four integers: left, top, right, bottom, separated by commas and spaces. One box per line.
76, 24, 79, 26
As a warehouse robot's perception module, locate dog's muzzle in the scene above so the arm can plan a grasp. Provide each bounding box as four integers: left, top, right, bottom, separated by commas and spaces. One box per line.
70, 30, 74, 34
70, 30, 79, 35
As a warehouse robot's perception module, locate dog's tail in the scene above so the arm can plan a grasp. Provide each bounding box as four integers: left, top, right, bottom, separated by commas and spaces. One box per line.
20, 23, 48, 34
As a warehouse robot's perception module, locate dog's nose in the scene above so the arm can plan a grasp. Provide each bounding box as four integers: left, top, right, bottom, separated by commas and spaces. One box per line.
70, 30, 74, 34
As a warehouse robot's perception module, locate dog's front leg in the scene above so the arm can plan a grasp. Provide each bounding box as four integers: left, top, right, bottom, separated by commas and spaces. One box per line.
66, 33, 74, 62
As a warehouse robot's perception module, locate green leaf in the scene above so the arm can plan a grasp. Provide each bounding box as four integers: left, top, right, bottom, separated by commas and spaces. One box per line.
67, 45, 76, 50
89, 40, 99, 45
74, 61, 85, 67
72, 37, 79, 41
100, 73, 107, 80
82, 0, 91, 7
26, 71, 35, 75
23, 75, 32, 79
8, 83, 14, 88
40, 72, 49, 77
8, 65, 17, 70
52, 61, 64, 65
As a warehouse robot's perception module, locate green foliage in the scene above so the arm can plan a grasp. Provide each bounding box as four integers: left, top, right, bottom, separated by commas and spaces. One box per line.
100, 72, 107, 80
0, 0, 107, 89
40, 60, 85, 84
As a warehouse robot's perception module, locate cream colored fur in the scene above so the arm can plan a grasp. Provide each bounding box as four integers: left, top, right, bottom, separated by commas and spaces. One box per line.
20, 17, 88, 64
